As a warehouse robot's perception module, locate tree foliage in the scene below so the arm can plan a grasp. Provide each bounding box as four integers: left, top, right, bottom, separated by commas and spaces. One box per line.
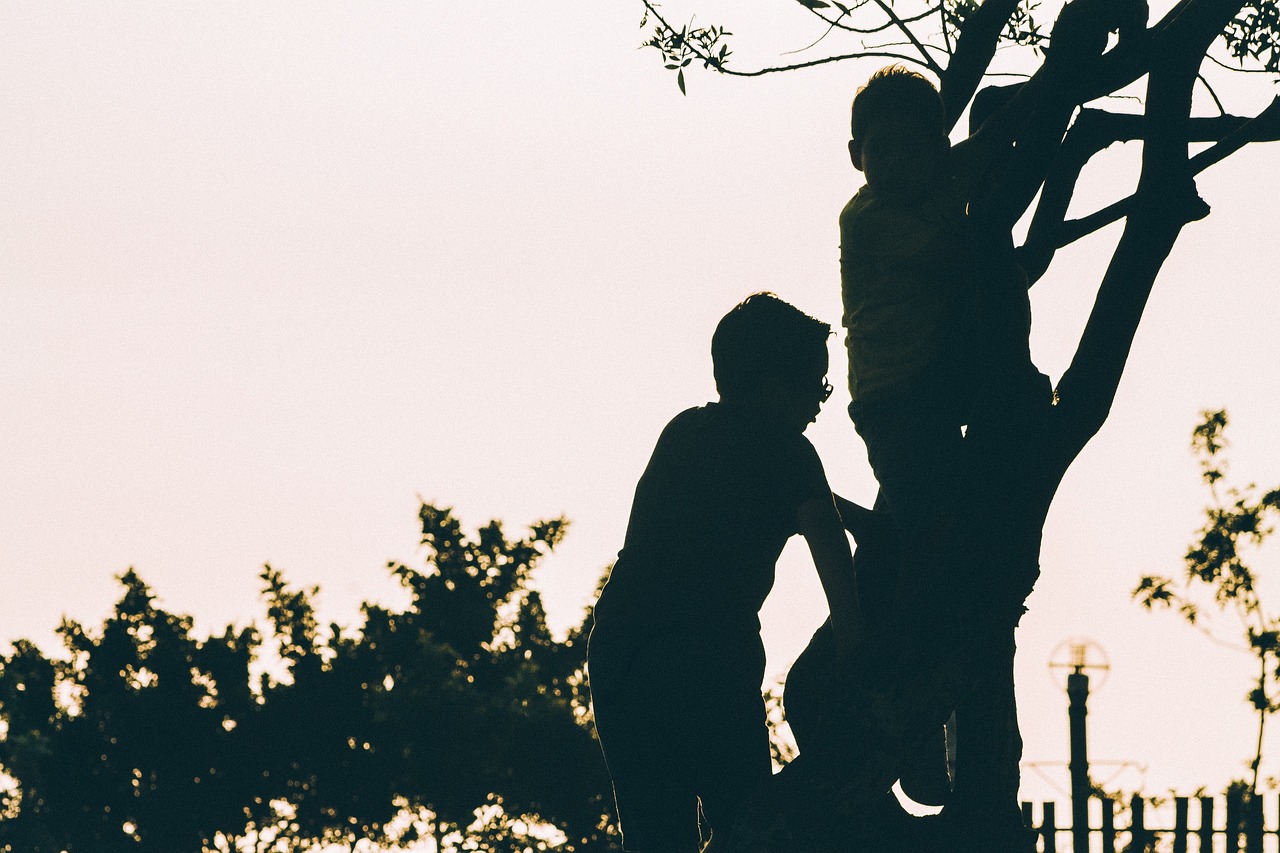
0, 505, 618, 853
1135, 410, 1280, 794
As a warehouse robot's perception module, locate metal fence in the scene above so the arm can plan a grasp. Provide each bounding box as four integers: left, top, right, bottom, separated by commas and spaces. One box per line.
1022, 791, 1273, 853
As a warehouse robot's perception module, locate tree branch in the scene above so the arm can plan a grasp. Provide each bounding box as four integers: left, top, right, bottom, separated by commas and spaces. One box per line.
799, 0, 938, 38
1198, 73, 1228, 115
1048, 99, 1280, 249
1017, 109, 1118, 283
978, 0, 1155, 235
869, 0, 945, 74
1050, 0, 1249, 464
720, 50, 935, 76
639, 0, 930, 78
938, 0, 1024, 130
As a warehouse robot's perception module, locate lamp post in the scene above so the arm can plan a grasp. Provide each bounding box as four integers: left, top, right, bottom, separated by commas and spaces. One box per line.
1050, 639, 1109, 853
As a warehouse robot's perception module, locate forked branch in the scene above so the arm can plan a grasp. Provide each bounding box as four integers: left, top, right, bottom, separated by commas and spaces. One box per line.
1050, 0, 1252, 464
1018, 98, 1280, 279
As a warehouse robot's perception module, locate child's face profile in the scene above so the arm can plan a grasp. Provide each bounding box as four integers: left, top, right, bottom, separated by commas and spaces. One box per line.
851, 113, 947, 204
772, 358, 832, 434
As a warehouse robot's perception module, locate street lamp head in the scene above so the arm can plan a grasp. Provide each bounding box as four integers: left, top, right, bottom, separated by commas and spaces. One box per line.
1048, 636, 1111, 692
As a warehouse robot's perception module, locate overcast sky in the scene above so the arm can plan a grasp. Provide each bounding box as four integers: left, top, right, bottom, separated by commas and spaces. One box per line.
3, 1, 1280, 807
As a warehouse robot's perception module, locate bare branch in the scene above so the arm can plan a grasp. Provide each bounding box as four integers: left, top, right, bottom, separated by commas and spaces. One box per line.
785, 17, 848, 56
1198, 73, 1228, 115
1050, 0, 1250, 462
1073, 0, 1217, 105
938, 0, 1025, 128
1205, 52, 1280, 73
860, 37, 953, 60
722, 50, 936, 76
1017, 109, 1120, 283
869, 0, 945, 75
1050, 98, 1280, 247
940, 1, 954, 56
1189, 94, 1280, 168
799, 0, 939, 37
972, 0, 1152, 235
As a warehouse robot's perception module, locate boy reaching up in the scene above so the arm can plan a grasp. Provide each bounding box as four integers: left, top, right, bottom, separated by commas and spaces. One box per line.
837, 64, 1053, 850
588, 293, 864, 853
842, 64, 1050, 553
832, 0, 1149, 830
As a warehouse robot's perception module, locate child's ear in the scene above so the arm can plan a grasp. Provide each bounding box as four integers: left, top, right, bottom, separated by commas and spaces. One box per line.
848, 139, 863, 172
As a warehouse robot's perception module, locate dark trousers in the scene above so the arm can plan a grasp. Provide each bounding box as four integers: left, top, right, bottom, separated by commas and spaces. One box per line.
844, 381, 1037, 814
588, 628, 772, 852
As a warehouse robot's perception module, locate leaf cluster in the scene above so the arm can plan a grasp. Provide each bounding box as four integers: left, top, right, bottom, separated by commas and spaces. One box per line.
1221, 3, 1280, 73
1134, 411, 1280, 790
641, 10, 732, 95
0, 504, 619, 853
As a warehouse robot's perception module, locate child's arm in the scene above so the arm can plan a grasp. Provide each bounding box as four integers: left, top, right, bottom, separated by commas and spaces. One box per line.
797, 494, 865, 671
832, 492, 890, 546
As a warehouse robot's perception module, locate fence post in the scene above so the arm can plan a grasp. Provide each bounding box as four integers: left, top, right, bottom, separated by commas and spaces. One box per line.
1172, 797, 1188, 853
1244, 793, 1263, 853
1199, 797, 1215, 853
1131, 795, 1149, 852
1226, 787, 1242, 853
1043, 801, 1058, 853
1101, 796, 1116, 853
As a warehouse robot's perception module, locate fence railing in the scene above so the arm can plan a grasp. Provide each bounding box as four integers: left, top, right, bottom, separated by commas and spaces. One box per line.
1021, 790, 1273, 853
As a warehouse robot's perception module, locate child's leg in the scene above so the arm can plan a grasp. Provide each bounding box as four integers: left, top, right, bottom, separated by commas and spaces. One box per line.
849, 392, 968, 646
850, 394, 965, 554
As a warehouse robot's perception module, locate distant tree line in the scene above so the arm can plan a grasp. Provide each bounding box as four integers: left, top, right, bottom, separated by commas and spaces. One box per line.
0, 504, 619, 853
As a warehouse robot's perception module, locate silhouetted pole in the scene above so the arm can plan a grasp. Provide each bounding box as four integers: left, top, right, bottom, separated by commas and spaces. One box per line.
1067, 645, 1092, 853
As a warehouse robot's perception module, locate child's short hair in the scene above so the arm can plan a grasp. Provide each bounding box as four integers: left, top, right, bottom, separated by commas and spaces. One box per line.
850, 65, 945, 146
712, 293, 830, 399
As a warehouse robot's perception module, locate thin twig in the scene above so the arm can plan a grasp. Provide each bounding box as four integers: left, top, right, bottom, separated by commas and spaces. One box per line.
939, 1, 953, 56
1197, 73, 1228, 115
640, 0, 929, 76
785, 17, 845, 55
729, 50, 934, 76
1205, 52, 1278, 74
861, 37, 952, 60
800, 0, 937, 37
787, 0, 936, 57
870, 0, 945, 74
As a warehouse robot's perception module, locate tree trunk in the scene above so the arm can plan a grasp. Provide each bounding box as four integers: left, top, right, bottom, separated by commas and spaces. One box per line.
726, 3, 1253, 848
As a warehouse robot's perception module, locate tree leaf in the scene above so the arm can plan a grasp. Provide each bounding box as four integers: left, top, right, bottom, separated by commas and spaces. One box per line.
677, 68, 687, 95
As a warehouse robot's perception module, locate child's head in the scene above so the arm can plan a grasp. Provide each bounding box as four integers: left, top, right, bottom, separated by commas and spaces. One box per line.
848, 65, 948, 203
712, 293, 832, 430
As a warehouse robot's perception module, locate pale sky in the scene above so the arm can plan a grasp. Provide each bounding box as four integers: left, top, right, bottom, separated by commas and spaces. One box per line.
3, 1, 1280, 809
